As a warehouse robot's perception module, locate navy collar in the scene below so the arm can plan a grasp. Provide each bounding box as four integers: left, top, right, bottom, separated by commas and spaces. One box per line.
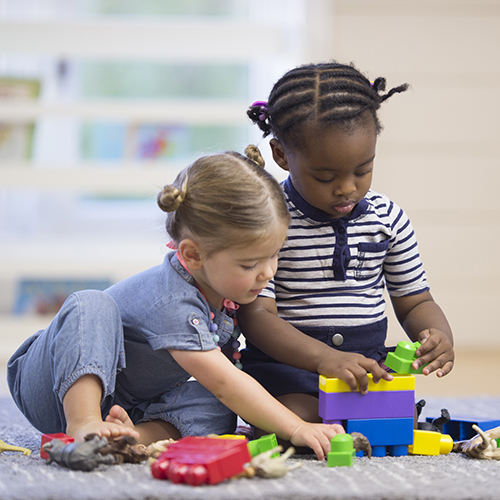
283, 177, 369, 223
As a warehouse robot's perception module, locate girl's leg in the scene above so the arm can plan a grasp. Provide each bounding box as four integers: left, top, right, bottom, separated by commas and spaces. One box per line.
7, 290, 132, 440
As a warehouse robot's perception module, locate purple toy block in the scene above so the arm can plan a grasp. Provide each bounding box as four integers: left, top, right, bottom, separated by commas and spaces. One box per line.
319, 390, 415, 421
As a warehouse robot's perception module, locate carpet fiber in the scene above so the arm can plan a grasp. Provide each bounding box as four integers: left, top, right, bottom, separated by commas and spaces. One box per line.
1, 395, 500, 500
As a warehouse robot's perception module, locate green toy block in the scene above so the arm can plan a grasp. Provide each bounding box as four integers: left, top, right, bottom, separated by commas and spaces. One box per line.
327, 434, 356, 467
385, 341, 428, 374
247, 433, 279, 458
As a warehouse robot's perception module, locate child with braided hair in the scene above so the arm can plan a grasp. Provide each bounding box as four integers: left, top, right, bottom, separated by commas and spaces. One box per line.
8, 146, 344, 460
238, 61, 454, 429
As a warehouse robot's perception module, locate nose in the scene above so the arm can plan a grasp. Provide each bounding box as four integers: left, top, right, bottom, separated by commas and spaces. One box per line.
258, 260, 276, 282
333, 175, 356, 197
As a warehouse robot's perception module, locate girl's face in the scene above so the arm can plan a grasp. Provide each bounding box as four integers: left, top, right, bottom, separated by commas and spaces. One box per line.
271, 122, 377, 218
194, 224, 288, 309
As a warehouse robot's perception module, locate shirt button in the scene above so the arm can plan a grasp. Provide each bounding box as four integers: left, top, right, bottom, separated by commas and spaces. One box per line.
338, 227, 345, 234
192, 318, 200, 325
338, 240, 345, 246
332, 333, 344, 346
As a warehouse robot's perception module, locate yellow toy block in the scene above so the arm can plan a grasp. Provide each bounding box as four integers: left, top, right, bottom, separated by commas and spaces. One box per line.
319, 373, 415, 393
211, 434, 247, 440
408, 429, 453, 456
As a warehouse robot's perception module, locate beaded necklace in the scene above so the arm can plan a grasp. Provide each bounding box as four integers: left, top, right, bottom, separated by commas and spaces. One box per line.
170, 244, 242, 369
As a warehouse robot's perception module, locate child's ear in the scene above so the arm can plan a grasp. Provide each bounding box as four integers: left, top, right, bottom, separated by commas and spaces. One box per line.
178, 239, 203, 270
270, 139, 290, 172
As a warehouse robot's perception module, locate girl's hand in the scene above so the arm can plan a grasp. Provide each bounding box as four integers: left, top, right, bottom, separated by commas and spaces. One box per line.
317, 349, 393, 394
413, 328, 454, 377
289, 422, 345, 461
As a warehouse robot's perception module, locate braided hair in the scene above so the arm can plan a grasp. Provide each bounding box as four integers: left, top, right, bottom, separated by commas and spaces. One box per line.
248, 61, 409, 148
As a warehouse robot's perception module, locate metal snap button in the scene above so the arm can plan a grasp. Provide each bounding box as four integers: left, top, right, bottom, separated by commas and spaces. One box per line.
332, 333, 344, 346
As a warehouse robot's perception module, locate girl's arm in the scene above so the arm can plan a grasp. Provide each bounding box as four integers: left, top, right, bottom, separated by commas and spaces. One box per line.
237, 297, 392, 394
391, 290, 454, 377
169, 347, 344, 460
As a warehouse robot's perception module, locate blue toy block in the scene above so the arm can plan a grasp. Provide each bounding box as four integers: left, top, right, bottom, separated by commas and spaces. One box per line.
319, 390, 415, 421
345, 418, 414, 458
345, 418, 414, 447
426, 416, 500, 441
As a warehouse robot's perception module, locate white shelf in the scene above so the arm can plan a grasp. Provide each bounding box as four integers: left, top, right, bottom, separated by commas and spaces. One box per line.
0, 99, 250, 124
0, 20, 287, 61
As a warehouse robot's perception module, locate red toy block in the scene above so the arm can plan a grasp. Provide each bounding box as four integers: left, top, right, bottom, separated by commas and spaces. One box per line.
151, 436, 251, 486
319, 390, 415, 421
40, 433, 74, 460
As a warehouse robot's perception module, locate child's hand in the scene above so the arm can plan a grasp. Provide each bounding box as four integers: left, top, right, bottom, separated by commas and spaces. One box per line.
289, 422, 345, 461
413, 328, 454, 377
317, 349, 393, 394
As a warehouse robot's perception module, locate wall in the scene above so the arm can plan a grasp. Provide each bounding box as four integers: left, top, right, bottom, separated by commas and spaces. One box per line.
305, 0, 500, 349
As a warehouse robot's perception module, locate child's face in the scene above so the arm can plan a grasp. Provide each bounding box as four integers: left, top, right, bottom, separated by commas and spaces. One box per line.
271, 123, 377, 218
196, 224, 287, 308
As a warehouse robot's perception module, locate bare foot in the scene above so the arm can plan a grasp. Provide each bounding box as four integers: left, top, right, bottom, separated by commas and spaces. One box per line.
105, 405, 136, 429
67, 413, 140, 443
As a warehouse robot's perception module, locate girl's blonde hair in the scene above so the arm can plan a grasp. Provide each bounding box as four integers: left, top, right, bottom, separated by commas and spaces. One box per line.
157, 145, 290, 254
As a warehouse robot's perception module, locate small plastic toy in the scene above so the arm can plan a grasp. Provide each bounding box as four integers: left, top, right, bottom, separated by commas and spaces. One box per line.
428, 416, 500, 441
416, 399, 450, 432
42, 433, 149, 471
151, 436, 251, 486
452, 424, 500, 460
384, 341, 429, 374
41, 433, 74, 460
0, 438, 32, 456
249, 445, 301, 478
247, 433, 279, 458
408, 430, 453, 456
327, 434, 356, 467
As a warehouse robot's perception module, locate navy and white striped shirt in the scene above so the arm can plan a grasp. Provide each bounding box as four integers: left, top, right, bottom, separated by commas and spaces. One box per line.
260, 178, 429, 329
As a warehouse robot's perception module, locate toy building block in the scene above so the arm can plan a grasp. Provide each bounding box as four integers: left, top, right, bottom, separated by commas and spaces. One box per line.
426, 416, 500, 441
345, 418, 414, 457
40, 433, 74, 460
151, 436, 251, 486
319, 373, 415, 393
384, 341, 429, 374
0, 438, 32, 456
247, 433, 279, 458
408, 429, 453, 456
319, 390, 415, 422
328, 434, 356, 467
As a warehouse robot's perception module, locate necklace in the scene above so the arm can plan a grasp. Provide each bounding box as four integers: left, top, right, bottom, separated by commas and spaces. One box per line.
171, 246, 242, 369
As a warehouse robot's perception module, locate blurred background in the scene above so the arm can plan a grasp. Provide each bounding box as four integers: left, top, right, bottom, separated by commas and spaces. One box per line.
1, 0, 499, 396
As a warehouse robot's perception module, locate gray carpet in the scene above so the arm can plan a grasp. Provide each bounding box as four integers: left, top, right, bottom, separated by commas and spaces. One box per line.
2, 394, 500, 500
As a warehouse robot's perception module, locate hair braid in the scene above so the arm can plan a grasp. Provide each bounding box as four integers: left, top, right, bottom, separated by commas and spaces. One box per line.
247, 61, 409, 147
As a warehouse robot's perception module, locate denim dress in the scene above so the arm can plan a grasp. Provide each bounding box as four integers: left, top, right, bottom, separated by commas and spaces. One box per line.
7, 252, 237, 437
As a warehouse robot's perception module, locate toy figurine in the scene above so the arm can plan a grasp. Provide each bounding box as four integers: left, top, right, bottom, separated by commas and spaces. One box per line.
452, 424, 500, 460
42, 433, 150, 471
416, 399, 450, 432
249, 446, 301, 478
0, 438, 32, 456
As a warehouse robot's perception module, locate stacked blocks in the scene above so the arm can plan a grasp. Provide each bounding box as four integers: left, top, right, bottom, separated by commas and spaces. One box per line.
385, 341, 429, 374
319, 373, 415, 457
328, 434, 356, 467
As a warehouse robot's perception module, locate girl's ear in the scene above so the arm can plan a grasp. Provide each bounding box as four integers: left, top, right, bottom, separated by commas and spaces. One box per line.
270, 139, 290, 172
178, 239, 203, 270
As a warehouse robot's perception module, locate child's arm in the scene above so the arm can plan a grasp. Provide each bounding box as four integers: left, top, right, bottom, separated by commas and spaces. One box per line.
169, 347, 344, 460
237, 297, 393, 394
391, 290, 454, 377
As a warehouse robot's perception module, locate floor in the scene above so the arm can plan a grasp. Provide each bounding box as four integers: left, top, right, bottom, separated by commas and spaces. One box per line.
1, 349, 499, 398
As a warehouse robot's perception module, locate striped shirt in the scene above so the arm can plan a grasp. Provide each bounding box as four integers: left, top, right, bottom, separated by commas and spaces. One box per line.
260, 178, 429, 329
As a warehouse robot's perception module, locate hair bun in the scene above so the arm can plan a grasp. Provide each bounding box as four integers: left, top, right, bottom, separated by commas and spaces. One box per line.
244, 144, 265, 168
157, 177, 188, 212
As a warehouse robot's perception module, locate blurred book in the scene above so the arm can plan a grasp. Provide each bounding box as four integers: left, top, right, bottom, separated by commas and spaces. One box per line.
0, 78, 40, 160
